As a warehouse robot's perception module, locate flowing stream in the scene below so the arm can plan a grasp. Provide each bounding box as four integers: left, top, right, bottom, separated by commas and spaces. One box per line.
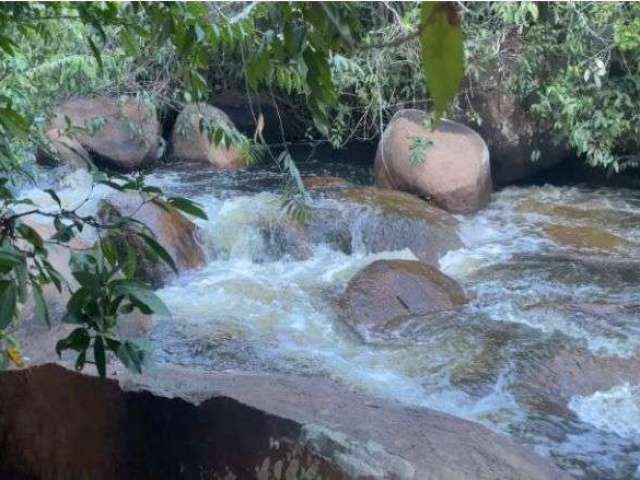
19, 155, 640, 479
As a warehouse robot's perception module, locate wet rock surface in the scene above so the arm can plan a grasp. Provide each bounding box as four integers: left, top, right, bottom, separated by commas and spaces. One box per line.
337, 259, 467, 341
98, 190, 207, 285
306, 187, 463, 265
0, 363, 570, 480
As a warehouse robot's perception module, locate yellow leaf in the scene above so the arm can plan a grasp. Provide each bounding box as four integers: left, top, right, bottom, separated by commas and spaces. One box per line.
7, 347, 24, 368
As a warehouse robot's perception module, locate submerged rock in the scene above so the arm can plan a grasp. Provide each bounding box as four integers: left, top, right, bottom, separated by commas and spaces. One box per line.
171, 103, 244, 169
544, 223, 631, 253
98, 191, 206, 286
308, 187, 463, 265
46, 96, 164, 171
0, 363, 570, 480
302, 175, 351, 191
374, 109, 492, 214
512, 337, 640, 418
337, 259, 467, 341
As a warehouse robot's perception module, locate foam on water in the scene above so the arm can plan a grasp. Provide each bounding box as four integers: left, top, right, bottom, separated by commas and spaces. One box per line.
569, 383, 640, 438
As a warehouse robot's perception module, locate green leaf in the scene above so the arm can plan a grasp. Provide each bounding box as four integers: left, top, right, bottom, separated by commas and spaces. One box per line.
0, 249, 23, 272
32, 285, 50, 327
87, 36, 104, 73
94, 335, 106, 378
136, 232, 178, 273
0, 282, 17, 330
112, 282, 170, 317
55, 327, 90, 357
167, 197, 208, 220
420, 2, 464, 121
117, 340, 145, 373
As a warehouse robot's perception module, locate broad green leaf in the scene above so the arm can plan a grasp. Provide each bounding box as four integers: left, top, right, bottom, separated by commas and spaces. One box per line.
136, 232, 178, 273
117, 340, 145, 373
167, 197, 208, 220
0, 282, 17, 330
112, 282, 170, 317
94, 335, 106, 378
420, 2, 464, 121
32, 285, 50, 327
55, 327, 90, 357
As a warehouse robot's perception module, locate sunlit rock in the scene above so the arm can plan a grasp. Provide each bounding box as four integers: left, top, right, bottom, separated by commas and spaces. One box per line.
98, 190, 206, 286
171, 103, 244, 169
374, 109, 492, 214
44, 96, 163, 171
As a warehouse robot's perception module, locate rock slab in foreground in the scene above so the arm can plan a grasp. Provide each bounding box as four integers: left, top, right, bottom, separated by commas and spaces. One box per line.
0, 364, 570, 480
375, 109, 492, 214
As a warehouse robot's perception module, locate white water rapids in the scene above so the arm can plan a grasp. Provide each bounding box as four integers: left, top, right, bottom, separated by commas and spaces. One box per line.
16, 160, 640, 479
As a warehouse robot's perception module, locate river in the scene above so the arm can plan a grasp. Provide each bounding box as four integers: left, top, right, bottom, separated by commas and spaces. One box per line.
18, 153, 640, 479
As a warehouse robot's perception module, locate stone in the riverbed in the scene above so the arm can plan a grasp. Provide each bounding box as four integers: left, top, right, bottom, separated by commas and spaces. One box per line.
308, 187, 463, 265
544, 223, 630, 253
452, 31, 570, 186
302, 175, 351, 191
98, 190, 206, 286
36, 128, 94, 170
261, 218, 313, 261
512, 336, 640, 418
337, 259, 467, 341
0, 363, 570, 480
45, 96, 164, 171
374, 109, 492, 214
171, 103, 245, 169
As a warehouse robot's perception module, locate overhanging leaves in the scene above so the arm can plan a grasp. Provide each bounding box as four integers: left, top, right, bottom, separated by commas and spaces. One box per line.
420, 2, 464, 122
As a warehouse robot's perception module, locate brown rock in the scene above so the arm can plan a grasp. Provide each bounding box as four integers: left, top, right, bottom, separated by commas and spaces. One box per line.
512, 338, 640, 417
544, 223, 630, 253
374, 109, 492, 214
98, 191, 206, 285
0, 363, 570, 480
302, 175, 351, 191
36, 128, 93, 169
317, 187, 463, 265
48, 96, 164, 171
171, 103, 244, 169
262, 218, 312, 261
337, 259, 467, 340
457, 32, 570, 185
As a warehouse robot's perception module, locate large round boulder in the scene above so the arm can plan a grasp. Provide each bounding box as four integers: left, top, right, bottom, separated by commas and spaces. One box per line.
374, 109, 492, 214
47, 96, 164, 171
337, 259, 467, 340
310, 187, 463, 265
97, 191, 207, 286
171, 103, 244, 169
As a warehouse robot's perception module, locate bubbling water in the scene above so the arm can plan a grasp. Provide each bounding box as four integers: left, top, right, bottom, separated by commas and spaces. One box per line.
19, 162, 640, 478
